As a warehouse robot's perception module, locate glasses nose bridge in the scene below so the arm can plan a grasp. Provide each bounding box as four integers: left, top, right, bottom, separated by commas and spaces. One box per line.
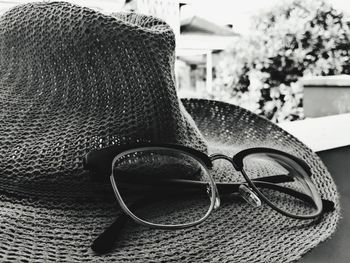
209, 154, 239, 170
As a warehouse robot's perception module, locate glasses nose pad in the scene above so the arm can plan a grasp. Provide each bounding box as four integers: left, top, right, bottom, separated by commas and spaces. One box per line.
206, 184, 220, 210
239, 185, 262, 208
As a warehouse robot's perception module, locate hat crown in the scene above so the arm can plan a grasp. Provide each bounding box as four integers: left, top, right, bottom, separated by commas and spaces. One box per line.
0, 2, 207, 187
1, 2, 175, 55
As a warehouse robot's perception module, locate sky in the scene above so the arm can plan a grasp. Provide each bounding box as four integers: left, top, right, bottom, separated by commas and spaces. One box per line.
1, 0, 350, 35
183, 0, 350, 34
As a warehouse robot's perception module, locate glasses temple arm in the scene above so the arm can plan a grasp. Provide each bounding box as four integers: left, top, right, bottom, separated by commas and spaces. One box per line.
91, 210, 128, 254
115, 174, 335, 212
116, 173, 334, 212
246, 181, 335, 213
213, 179, 334, 213
91, 195, 154, 255
91, 194, 180, 254
126, 175, 334, 212
209, 174, 294, 194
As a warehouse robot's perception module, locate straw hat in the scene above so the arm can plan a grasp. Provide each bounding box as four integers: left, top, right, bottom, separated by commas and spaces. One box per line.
0, 2, 339, 262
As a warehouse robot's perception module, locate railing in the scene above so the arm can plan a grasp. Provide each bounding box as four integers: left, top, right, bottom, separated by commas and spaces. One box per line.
302, 75, 350, 118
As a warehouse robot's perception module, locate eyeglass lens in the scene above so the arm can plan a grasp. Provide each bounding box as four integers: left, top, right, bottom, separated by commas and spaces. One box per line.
242, 153, 322, 217
112, 148, 215, 226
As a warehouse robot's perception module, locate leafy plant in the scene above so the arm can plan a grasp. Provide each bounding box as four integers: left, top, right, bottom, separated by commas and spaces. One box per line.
212, 0, 350, 122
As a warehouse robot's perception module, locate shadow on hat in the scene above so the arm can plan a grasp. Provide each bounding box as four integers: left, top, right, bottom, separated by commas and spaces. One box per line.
0, 2, 340, 262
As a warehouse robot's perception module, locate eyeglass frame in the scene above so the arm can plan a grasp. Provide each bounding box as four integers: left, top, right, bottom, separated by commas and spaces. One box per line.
83, 143, 334, 228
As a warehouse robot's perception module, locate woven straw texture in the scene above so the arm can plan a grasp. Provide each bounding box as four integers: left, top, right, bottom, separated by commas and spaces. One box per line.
0, 2, 339, 262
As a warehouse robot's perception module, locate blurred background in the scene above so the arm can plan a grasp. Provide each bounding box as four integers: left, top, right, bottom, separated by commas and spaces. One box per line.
2, 0, 350, 123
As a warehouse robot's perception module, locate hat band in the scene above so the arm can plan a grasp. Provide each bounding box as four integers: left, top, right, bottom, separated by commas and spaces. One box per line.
0, 175, 113, 201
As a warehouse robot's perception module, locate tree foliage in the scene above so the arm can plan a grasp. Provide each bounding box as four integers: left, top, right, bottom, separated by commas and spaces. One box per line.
212, 0, 350, 122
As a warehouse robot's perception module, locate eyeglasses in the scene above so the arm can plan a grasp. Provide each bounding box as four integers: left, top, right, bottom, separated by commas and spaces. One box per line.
83, 143, 334, 254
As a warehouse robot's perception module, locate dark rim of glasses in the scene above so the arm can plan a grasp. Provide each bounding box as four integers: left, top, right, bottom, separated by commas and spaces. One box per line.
84, 142, 334, 219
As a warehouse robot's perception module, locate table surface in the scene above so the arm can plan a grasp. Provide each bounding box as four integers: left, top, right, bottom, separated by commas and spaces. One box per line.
279, 113, 350, 152
300, 146, 350, 263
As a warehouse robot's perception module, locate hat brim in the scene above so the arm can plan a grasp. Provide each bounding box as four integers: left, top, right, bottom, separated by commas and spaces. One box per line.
0, 99, 339, 262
